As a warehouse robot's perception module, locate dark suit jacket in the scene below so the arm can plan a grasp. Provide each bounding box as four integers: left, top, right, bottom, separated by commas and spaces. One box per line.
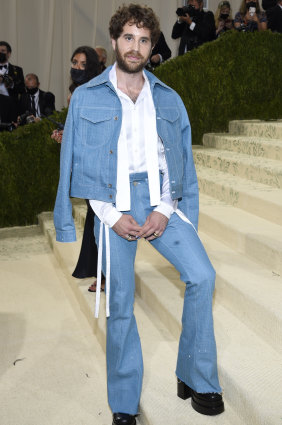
18, 89, 56, 117
267, 4, 282, 32
172, 10, 216, 55
151, 32, 172, 63
0, 94, 18, 124
7, 63, 25, 98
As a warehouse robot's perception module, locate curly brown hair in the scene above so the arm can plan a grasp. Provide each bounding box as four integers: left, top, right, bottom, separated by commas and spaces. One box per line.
109, 4, 160, 46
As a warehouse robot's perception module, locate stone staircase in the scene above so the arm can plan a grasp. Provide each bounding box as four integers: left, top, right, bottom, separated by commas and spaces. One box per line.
39, 119, 282, 425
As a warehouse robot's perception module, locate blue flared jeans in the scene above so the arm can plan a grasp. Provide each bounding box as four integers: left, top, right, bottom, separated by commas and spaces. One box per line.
94, 172, 221, 415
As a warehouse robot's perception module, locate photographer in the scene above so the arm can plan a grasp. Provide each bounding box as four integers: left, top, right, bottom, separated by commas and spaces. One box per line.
0, 41, 24, 125
172, 0, 216, 55
18, 73, 55, 125
0, 41, 24, 99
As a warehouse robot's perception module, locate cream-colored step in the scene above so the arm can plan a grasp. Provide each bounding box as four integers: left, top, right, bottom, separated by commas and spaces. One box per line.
196, 165, 282, 226
38, 212, 243, 425
134, 241, 282, 425
0, 224, 111, 425
200, 231, 282, 355
203, 133, 282, 161
193, 146, 282, 188
229, 120, 282, 139
199, 193, 282, 275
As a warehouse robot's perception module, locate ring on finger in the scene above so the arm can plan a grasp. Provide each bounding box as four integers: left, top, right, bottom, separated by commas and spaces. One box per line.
127, 235, 132, 241
153, 232, 159, 238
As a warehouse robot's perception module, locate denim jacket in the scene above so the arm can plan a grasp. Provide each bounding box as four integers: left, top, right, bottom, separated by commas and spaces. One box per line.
54, 66, 199, 242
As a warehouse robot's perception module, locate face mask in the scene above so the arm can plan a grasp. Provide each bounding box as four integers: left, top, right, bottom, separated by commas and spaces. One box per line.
0, 52, 7, 63
26, 87, 38, 95
220, 13, 229, 19
247, 1, 256, 8
70, 68, 87, 84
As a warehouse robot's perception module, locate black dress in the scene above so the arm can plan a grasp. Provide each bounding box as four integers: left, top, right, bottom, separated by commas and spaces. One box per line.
72, 200, 99, 278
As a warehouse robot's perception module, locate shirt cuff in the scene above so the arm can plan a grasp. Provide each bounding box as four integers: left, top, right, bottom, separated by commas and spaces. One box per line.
89, 200, 122, 228
190, 22, 196, 30
154, 200, 177, 219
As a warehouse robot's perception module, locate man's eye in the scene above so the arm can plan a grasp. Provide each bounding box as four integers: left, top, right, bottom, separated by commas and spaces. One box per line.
125, 36, 132, 41
141, 39, 148, 43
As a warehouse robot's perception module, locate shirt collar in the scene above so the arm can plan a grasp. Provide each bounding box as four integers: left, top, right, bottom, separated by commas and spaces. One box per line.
109, 62, 150, 104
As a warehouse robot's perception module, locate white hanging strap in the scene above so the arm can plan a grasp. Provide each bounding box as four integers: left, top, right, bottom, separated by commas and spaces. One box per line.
95, 222, 111, 318
95, 221, 104, 318
105, 225, 111, 317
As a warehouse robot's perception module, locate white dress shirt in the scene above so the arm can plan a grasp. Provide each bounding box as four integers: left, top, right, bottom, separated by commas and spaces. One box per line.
90, 64, 177, 227
0, 62, 9, 96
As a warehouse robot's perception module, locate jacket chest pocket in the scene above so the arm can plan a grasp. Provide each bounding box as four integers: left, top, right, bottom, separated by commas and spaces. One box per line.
80, 108, 115, 148
157, 108, 182, 149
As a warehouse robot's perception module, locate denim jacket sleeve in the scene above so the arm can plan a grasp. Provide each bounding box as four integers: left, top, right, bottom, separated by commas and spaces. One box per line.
53, 94, 77, 242
176, 96, 199, 231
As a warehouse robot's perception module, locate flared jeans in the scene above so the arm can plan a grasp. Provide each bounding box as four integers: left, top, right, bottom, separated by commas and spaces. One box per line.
94, 172, 221, 415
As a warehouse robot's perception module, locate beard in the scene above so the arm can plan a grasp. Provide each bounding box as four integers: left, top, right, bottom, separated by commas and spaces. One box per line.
115, 42, 150, 74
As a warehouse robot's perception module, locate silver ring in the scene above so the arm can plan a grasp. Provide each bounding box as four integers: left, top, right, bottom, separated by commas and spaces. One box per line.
127, 235, 132, 241
153, 232, 159, 238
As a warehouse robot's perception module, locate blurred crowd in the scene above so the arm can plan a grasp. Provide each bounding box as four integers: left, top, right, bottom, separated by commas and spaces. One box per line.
0, 0, 281, 132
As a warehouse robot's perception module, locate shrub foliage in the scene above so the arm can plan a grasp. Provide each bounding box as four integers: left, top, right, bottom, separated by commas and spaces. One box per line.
154, 31, 282, 145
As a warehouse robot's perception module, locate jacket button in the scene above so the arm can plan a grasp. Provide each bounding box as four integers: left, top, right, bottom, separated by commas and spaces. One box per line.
108, 184, 112, 188
109, 195, 112, 199
109, 150, 113, 154
114, 116, 118, 120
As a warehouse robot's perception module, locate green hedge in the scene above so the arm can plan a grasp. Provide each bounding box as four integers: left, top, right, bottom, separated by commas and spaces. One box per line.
154, 30, 282, 145
0, 110, 66, 227
1, 31, 281, 227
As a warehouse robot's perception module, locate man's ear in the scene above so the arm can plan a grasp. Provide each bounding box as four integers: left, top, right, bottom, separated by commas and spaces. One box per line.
111, 38, 116, 51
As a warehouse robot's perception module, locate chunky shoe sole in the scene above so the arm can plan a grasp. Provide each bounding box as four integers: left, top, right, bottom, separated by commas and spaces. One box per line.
177, 379, 224, 416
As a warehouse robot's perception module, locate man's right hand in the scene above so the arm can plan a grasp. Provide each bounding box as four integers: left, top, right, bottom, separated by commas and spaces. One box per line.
112, 214, 142, 241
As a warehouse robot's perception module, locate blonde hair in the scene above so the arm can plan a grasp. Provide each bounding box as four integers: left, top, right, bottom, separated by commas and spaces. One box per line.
215, 0, 232, 28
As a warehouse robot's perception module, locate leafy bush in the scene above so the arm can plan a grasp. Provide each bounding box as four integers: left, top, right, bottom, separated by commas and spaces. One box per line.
0, 110, 67, 227
154, 31, 282, 145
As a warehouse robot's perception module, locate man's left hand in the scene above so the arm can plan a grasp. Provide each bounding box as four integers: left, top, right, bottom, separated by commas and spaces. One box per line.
137, 211, 168, 241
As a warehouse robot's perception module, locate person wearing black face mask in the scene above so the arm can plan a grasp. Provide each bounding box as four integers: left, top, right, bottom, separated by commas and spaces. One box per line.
0, 41, 24, 125
172, 0, 216, 55
215, 1, 234, 37
234, 0, 267, 31
18, 73, 55, 124
51, 45, 104, 293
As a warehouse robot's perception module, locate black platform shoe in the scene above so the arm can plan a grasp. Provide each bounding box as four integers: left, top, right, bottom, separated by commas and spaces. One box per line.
177, 379, 224, 416
112, 412, 136, 425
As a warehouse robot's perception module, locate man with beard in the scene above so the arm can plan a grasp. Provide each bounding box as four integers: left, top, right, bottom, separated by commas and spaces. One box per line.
172, 0, 216, 55
54, 4, 224, 425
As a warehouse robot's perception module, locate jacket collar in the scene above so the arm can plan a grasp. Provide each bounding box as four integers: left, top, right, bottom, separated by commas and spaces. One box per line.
86, 64, 170, 91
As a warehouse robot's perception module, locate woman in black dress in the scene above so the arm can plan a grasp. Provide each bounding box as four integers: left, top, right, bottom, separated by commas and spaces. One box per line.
52, 46, 105, 291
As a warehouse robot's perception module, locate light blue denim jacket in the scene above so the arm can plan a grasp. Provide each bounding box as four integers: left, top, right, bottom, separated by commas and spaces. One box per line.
54, 66, 199, 242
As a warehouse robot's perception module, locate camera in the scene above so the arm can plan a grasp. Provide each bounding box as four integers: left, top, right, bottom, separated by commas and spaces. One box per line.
18, 110, 36, 126
176, 5, 196, 17
1, 74, 14, 88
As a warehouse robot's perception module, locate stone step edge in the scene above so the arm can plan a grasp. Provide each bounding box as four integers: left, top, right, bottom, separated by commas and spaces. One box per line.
199, 193, 282, 275
193, 145, 282, 172
228, 120, 282, 139
38, 213, 243, 425
196, 165, 282, 226
200, 230, 282, 355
